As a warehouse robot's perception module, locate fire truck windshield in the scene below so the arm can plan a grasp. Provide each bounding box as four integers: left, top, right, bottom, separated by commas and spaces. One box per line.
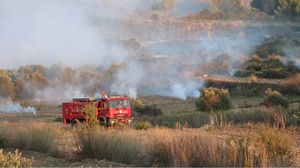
109, 99, 130, 108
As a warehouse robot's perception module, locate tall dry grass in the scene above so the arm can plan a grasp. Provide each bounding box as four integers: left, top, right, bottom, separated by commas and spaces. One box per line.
76, 127, 145, 165
0, 122, 62, 154
147, 129, 268, 167
76, 127, 294, 167
0, 121, 293, 167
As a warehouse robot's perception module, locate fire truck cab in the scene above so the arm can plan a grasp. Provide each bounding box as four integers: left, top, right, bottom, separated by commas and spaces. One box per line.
62, 96, 133, 126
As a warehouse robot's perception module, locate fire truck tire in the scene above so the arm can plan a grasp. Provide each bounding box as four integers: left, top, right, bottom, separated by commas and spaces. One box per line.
98, 117, 107, 126
71, 119, 80, 127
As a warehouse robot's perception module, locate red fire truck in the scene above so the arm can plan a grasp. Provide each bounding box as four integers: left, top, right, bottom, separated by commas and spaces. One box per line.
62, 95, 133, 126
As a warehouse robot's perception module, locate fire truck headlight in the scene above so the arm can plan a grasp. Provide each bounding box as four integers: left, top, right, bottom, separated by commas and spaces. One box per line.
128, 119, 132, 123
110, 120, 115, 124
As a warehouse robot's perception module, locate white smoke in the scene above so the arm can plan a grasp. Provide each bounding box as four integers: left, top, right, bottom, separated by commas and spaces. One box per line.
0, 0, 129, 68
0, 101, 36, 115
0, 0, 284, 101
170, 81, 202, 99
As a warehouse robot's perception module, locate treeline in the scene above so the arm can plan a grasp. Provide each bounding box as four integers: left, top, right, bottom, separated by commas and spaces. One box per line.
251, 0, 300, 21
183, 0, 300, 21
0, 63, 125, 100
235, 55, 300, 79
235, 33, 300, 79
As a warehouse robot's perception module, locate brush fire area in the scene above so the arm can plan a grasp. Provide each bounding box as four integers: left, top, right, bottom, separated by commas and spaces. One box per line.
0, 0, 300, 167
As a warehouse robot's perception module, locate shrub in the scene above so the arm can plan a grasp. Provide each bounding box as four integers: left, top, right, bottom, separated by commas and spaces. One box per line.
132, 99, 162, 116
82, 102, 98, 129
134, 121, 152, 130
196, 87, 232, 112
235, 54, 299, 79
286, 104, 300, 125
263, 88, 289, 108
0, 149, 32, 167
253, 126, 293, 166
196, 87, 232, 126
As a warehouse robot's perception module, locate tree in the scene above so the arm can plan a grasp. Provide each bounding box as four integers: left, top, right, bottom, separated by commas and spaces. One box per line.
0, 70, 14, 98
59, 67, 76, 85
196, 87, 232, 126
13, 65, 49, 99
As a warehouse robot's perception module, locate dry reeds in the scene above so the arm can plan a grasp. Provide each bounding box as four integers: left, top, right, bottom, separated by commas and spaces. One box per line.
147, 129, 268, 167
0, 122, 61, 153
76, 128, 145, 165
76, 127, 294, 167
0, 121, 293, 167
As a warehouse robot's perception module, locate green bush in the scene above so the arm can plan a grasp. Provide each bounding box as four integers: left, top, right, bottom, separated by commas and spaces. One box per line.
263, 88, 289, 108
131, 99, 162, 116
287, 104, 300, 125
134, 121, 152, 130
196, 87, 232, 126
135, 104, 162, 116
235, 54, 299, 79
196, 87, 232, 112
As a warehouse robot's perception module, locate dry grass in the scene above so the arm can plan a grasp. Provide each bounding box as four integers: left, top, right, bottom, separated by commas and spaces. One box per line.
76, 127, 295, 167
76, 127, 145, 165
0, 149, 32, 167
148, 129, 265, 167
253, 125, 294, 166
0, 122, 62, 154
0, 120, 294, 167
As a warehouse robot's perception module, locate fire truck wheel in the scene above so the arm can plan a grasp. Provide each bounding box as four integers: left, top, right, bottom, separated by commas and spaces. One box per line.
71, 119, 80, 127
98, 117, 107, 126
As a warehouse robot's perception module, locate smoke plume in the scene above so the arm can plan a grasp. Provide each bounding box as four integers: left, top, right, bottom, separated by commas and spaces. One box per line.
0, 0, 297, 101
0, 101, 36, 114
